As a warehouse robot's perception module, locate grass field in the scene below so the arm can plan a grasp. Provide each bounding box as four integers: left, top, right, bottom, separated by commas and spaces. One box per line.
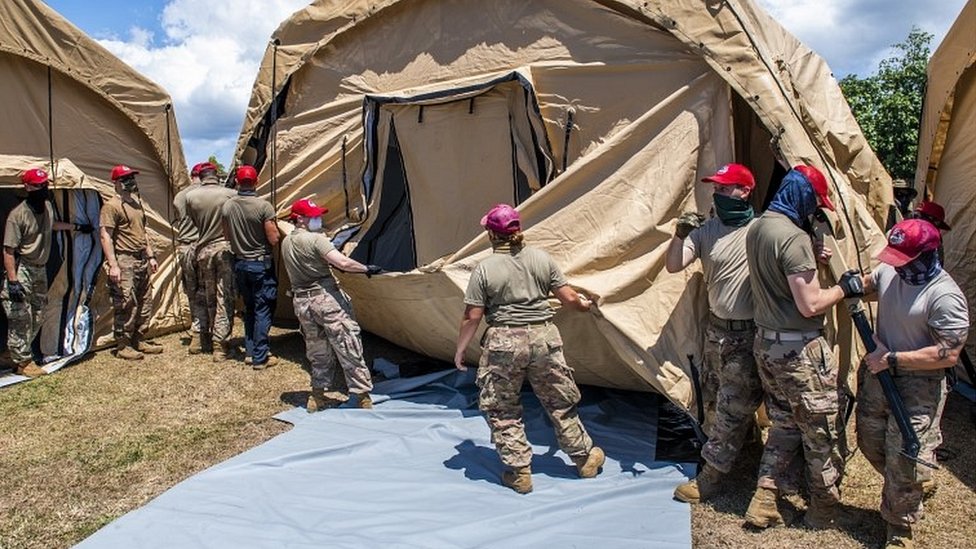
1, 326, 973, 548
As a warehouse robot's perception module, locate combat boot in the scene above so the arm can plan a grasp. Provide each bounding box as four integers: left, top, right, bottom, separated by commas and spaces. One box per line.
15, 360, 47, 378
213, 343, 231, 363
803, 494, 837, 529
134, 338, 163, 354
357, 393, 373, 409
187, 333, 203, 354
307, 388, 339, 413
573, 446, 605, 478
921, 478, 937, 500
744, 487, 784, 528
251, 355, 279, 370
885, 523, 913, 549
116, 346, 144, 361
502, 466, 533, 494
673, 463, 722, 504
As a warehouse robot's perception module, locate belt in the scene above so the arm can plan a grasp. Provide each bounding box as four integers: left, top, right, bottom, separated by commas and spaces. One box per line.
493, 321, 552, 329
292, 287, 328, 299
759, 327, 822, 342
236, 255, 272, 263
116, 250, 149, 260
709, 313, 755, 332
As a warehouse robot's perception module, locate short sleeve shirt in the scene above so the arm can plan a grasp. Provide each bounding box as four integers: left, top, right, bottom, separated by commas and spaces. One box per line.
463, 245, 567, 326
747, 211, 823, 332
3, 201, 53, 265
173, 183, 200, 244
185, 180, 236, 249
281, 228, 338, 291
685, 217, 755, 320
221, 194, 276, 260
872, 265, 969, 352
100, 196, 148, 254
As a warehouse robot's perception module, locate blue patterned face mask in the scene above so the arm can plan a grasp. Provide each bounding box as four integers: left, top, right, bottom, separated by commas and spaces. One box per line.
308, 217, 323, 232
894, 250, 941, 285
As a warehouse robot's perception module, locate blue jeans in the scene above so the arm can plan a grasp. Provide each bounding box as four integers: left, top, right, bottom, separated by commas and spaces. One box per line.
234, 258, 277, 364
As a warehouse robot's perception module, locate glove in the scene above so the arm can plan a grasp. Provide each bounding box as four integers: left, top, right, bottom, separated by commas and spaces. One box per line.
675, 212, 706, 239
7, 281, 26, 303
365, 264, 383, 278
74, 223, 95, 234
838, 269, 864, 299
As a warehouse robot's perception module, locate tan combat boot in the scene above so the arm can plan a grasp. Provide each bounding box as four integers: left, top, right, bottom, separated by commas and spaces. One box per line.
502, 466, 533, 494
187, 333, 203, 354
357, 393, 373, 409
921, 478, 937, 500
674, 463, 722, 504
15, 360, 48, 378
249, 355, 279, 370
885, 523, 913, 549
803, 494, 837, 529
134, 338, 163, 354
573, 446, 606, 478
307, 388, 338, 413
744, 487, 784, 528
116, 346, 145, 361
213, 342, 231, 363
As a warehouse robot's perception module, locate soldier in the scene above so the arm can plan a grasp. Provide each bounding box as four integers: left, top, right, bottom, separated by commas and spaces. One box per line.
3, 168, 93, 377
887, 179, 918, 230
99, 165, 163, 360
184, 162, 237, 361
856, 219, 968, 549
909, 201, 951, 232
280, 198, 380, 409
173, 162, 206, 353
222, 165, 279, 369
666, 163, 763, 504
743, 166, 862, 529
454, 204, 604, 494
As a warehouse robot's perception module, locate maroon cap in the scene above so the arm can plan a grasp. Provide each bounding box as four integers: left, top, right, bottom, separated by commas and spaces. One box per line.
701, 163, 755, 190
110, 165, 139, 181
21, 168, 49, 185
912, 201, 951, 231
289, 198, 328, 219
236, 165, 257, 184
480, 204, 521, 234
793, 165, 835, 211
190, 162, 207, 177
877, 219, 942, 267
196, 162, 218, 174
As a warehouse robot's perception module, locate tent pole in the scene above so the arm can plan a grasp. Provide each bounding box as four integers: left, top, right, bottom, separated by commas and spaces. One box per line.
342, 135, 350, 218
270, 38, 280, 213
561, 109, 574, 173
47, 65, 55, 184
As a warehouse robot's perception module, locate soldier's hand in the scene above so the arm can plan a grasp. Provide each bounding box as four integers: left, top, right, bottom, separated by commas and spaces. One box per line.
6, 281, 26, 303
364, 264, 383, 278
74, 223, 95, 234
675, 212, 706, 239
864, 335, 890, 374
814, 240, 833, 264
838, 269, 864, 298
148, 258, 159, 274
454, 350, 468, 372
109, 265, 122, 284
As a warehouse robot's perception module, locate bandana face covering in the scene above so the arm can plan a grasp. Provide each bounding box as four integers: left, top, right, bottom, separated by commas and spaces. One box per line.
768, 170, 819, 229
712, 193, 754, 227
26, 187, 49, 213
894, 250, 941, 285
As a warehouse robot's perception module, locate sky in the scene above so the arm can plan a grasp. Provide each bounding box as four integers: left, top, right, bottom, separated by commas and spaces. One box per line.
45, 0, 969, 170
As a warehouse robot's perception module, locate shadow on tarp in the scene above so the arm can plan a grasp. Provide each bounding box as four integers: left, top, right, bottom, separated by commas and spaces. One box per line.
79, 366, 697, 549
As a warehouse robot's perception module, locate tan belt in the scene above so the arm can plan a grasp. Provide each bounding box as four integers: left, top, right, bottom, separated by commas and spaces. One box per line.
759, 327, 822, 342
493, 321, 551, 329
292, 287, 327, 299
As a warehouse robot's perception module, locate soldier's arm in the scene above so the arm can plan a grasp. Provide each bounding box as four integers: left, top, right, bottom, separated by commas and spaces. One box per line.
263, 219, 280, 247
553, 284, 591, 312
787, 270, 846, 318
100, 227, 118, 269
454, 305, 484, 371
664, 235, 696, 273
884, 327, 968, 372
3, 247, 17, 282
324, 249, 368, 274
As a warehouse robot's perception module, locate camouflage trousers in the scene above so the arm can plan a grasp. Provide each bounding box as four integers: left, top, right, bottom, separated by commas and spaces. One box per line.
177, 244, 206, 333
856, 365, 947, 528
2, 263, 48, 363
105, 254, 153, 346
196, 241, 235, 345
293, 286, 372, 395
700, 321, 763, 474
754, 334, 844, 503
477, 323, 593, 469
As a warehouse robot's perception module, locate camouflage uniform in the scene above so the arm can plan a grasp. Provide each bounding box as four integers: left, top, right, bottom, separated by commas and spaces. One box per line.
177, 243, 206, 334
196, 240, 235, 347
106, 253, 154, 345
293, 286, 372, 395
478, 323, 593, 469
2, 263, 47, 364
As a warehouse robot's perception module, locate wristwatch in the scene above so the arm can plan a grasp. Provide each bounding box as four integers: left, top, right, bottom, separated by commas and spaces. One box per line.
886, 351, 898, 370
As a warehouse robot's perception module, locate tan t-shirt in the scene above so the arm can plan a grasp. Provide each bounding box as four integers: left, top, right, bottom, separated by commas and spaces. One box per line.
464, 244, 567, 326
185, 180, 236, 249
685, 217, 755, 320
173, 183, 200, 245
281, 228, 337, 291
100, 195, 148, 255
222, 194, 275, 260
3, 201, 53, 265
746, 211, 823, 332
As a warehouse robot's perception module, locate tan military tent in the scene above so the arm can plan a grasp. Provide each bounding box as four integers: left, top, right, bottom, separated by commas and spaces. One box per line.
0, 0, 189, 370
235, 0, 891, 408
916, 0, 976, 382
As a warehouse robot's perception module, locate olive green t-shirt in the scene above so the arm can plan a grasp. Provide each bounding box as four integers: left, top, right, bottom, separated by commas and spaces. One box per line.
3, 201, 53, 265
221, 194, 276, 260
281, 228, 338, 291
746, 211, 823, 332
463, 245, 567, 326
185, 179, 236, 249
685, 217, 755, 320
100, 196, 148, 255
173, 183, 200, 245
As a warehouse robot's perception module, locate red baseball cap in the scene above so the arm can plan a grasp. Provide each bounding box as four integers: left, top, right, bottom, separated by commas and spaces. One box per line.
196, 162, 218, 174
793, 165, 835, 211
912, 201, 951, 231
110, 165, 139, 181
480, 204, 521, 235
236, 165, 257, 184
289, 198, 328, 219
21, 168, 50, 185
190, 162, 207, 177
701, 163, 755, 190
877, 219, 942, 267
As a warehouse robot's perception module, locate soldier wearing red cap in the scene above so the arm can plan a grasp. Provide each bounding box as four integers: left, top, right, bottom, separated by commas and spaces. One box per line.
667, 163, 763, 504
3, 168, 93, 376
910, 201, 951, 232
855, 219, 968, 549
172, 162, 207, 354
742, 166, 862, 529
99, 165, 162, 360
184, 162, 237, 361
221, 165, 279, 369
454, 204, 604, 494
280, 198, 381, 410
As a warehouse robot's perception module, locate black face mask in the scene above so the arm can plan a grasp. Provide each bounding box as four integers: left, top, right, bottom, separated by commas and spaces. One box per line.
26, 187, 49, 213
119, 177, 138, 193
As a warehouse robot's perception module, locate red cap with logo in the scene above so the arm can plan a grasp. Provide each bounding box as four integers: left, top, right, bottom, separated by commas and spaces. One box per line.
913, 201, 951, 231
701, 163, 755, 190
289, 198, 328, 219
21, 168, 50, 185
793, 165, 834, 211
110, 165, 139, 181
877, 218, 942, 267
236, 165, 257, 184
480, 204, 521, 235
190, 162, 207, 177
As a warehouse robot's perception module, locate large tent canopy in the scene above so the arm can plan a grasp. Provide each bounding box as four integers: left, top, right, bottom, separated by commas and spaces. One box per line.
236, 0, 892, 407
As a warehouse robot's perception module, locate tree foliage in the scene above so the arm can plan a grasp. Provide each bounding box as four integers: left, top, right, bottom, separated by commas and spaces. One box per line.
839, 27, 932, 179
207, 154, 227, 177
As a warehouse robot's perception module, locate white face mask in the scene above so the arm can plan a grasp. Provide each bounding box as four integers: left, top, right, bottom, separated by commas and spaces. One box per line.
308, 217, 323, 232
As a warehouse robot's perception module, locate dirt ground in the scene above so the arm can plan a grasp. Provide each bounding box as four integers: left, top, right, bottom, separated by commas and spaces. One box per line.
1, 326, 974, 548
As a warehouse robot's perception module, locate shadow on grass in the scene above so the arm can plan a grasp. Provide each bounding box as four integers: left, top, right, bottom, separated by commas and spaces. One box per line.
936, 391, 975, 492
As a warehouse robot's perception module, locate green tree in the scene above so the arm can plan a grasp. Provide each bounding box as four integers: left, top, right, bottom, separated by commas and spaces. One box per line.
207, 154, 227, 177
839, 27, 932, 179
